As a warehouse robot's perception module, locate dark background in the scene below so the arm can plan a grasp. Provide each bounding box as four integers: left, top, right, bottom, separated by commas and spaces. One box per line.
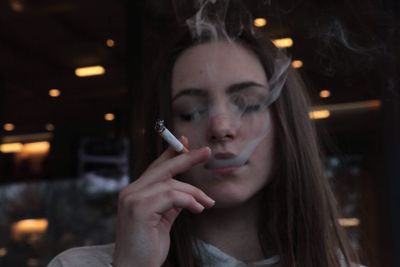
0, 0, 399, 266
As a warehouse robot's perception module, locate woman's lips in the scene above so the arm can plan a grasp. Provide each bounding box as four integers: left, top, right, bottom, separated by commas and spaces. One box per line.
205, 153, 248, 174
208, 165, 242, 175
205, 153, 248, 170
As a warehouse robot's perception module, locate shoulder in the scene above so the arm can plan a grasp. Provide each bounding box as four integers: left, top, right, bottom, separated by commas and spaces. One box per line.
47, 243, 115, 267
339, 258, 366, 267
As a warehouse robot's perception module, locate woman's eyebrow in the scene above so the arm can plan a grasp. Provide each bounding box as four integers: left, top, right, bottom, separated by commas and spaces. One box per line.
172, 81, 266, 102
172, 88, 207, 102
227, 81, 267, 94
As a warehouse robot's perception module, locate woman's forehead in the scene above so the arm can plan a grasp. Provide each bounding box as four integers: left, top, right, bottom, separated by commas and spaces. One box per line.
171, 41, 268, 95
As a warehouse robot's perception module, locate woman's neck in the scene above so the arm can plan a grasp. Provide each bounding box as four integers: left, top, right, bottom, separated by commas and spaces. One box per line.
192, 195, 266, 262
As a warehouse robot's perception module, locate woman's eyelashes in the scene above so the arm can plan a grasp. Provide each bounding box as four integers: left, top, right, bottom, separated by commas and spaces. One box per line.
178, 109, 207, 122
173, 95, 267, 123
175, 104, 263, 123
241, 103, 262, 113
172, 100, 208, 122
231, 95, 265, 115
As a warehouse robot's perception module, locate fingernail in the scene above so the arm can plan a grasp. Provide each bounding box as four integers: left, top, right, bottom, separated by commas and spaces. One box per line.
207, 197, 216, 207
196, 203, 205, 212
201, 146, 211, 154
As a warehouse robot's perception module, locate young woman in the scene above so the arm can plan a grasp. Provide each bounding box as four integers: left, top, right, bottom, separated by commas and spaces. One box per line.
48, 6, 360, 267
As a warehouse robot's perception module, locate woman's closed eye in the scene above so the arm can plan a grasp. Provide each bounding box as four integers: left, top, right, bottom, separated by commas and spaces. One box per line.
177, 108, 207, 122
231, 95, 266, 115
242, 103, 262, 113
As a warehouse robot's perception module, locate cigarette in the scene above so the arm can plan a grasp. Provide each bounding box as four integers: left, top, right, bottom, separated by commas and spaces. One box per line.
155, 120, 189, 153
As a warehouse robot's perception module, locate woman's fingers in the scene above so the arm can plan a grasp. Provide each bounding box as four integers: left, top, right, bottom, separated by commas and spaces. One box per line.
127, 146, 210, 192
122, 179, 215, 209
120, 189, 206, 222
147, 146, 178, 170
142, 190, 206, 217
181, 136, 189, 150
148, 146, 210, 182
149, 136, 189, 169
120, 135, 211, 210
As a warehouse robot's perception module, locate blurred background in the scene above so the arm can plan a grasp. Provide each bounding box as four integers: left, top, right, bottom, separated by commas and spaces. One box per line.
0, 0, 398, 266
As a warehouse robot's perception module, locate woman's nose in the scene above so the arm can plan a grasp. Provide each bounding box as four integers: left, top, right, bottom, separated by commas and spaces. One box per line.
207, 112, 238, 142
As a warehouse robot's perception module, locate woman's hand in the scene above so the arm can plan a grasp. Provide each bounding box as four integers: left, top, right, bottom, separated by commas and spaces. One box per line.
113, 137, 215, 267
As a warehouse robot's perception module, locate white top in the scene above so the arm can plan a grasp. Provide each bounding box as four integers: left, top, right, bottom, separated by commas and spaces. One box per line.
47, 244, 114, 267
47, 241, 280, 267
47, 241, 364, 267
194, 240, 280, 267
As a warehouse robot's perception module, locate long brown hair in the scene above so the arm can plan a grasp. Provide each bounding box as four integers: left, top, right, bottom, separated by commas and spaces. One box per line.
131, 26, 359, 267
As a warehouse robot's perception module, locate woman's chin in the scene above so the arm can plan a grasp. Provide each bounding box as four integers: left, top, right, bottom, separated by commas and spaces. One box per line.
205, 187, 252, 208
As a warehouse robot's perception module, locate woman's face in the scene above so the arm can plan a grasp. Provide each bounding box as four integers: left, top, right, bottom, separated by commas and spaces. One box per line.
171, 41, 275, 208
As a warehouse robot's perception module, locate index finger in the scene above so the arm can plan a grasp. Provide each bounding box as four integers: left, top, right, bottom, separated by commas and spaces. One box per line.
148, 136, 189, 170
144, 146, 211, 184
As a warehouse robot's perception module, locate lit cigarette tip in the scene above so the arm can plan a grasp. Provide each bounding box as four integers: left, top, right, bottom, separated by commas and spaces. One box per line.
154, 119, 166, 133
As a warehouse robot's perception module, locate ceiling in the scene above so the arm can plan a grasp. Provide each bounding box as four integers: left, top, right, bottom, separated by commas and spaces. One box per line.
0, 0, 397, 140
0, 0, 128, 136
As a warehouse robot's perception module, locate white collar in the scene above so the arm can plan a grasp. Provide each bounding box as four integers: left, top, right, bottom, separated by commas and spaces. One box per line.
193, 240, 280, 267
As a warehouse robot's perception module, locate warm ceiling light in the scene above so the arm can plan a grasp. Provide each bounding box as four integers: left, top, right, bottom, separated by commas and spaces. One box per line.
309, 110, 330, 120
0, 143, 23, 153
338, 218, 360, 227
23, 142, 50, 154
0, 142, 50, 154
106, 39, 115, 47
49, 89, 61, 97
45, 123, 55, 131
3, 123, 15, 131
27, 258, 40, 266
9, 0, 24, 12
291, 60, 303, 69
320, 90, 331, 98
104, 113, 115, 121
253, 18, 267, 27
365, 100, 381, 109
75, 65, 105, 77
12, 219, 48, 240
312, 100, 381, 113
0, 247, 7, 257
272, 37, 293, 48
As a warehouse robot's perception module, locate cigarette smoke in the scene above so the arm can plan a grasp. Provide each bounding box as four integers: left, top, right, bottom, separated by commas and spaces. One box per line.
307, 11, 387, 76
186, 0, 229, 42
183, 0, 254, 43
